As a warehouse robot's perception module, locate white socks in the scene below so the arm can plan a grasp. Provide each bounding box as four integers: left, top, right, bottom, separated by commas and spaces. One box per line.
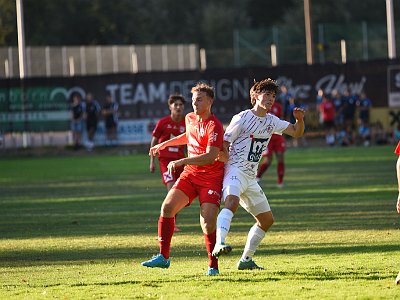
216, 208, 234, 244
241, 224, 266, 261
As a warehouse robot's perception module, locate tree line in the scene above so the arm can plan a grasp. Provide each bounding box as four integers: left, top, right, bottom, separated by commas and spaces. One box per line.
0, 0, 392, 50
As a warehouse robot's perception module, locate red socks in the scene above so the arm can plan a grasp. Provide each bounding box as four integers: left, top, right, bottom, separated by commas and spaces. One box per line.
204, 231, 218, 269
277, 162, 285, 184
158, 216, 175, 259
257, 161, 270, 178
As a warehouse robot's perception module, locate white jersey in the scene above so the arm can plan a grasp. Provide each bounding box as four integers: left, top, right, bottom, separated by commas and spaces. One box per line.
224, 109, 290, 177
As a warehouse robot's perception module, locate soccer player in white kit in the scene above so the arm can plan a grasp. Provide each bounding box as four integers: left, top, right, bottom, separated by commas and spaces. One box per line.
212, 78, 305, 270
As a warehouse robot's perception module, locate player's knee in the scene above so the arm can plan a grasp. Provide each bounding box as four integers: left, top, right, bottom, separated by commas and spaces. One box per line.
224, 196, 240, 213
200, 219, 216, 234
258, 214, 274, 231
160, 202, 176, 217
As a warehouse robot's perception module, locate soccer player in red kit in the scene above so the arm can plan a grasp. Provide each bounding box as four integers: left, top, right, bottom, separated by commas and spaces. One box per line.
142, 82, 225, 276
150, 95, 186, 232
394, 141, 400, 285
256, 101, 286, 187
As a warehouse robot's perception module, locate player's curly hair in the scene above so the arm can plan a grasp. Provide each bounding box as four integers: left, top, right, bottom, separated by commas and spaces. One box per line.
191, 82, 214, 99
250, 78, 279, 106
168, 94, 186, 106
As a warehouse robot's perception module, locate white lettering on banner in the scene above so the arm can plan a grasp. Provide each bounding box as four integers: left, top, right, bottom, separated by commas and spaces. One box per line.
277, 74, 366, 99
120, 83, 133, 104
105, 79, 249, 105
133, 83, 147, 103
387, 65, 400, 107
315, 74, 366, 95
93, 119, 154, 145
106, 84, 120, 101
217, 79, 232, 101
233, 79, 249, 99
49, 86, 86, 101
0, 111, 70, 122
149, 82, 166, 103
395, 72, 400, 88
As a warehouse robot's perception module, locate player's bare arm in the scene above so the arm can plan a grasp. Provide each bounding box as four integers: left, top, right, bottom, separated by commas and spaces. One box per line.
149, 136, 158, 173
217, 141, 230, 163
149, 133, 187, 157
283, 107, 305, 138
167, 146, 220, 174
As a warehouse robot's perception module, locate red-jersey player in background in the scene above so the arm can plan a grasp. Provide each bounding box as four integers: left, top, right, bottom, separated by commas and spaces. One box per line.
142, 82, 225, 276
150, 94, 186, 232
256, 101, 286, 187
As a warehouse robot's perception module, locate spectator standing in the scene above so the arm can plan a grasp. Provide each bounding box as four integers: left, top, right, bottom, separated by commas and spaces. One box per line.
319, 93, 335, 146
331, 89, 344, 127
357, 91, 372, 124
85, 92, 101, 151
342, 88, 357, 130
276, 85, 293, 121
102, 93, 119, 146
70, 93, 85, 150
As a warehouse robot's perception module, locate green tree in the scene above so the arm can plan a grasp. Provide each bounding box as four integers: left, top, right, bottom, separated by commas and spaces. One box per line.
0, 0, 16, 46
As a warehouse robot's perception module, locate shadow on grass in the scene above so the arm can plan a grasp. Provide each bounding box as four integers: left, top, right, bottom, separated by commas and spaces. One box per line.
1, 243, 399, 268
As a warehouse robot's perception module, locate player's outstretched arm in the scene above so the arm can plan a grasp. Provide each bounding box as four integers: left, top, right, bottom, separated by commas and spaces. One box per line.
149, 133, 187, 157
283, 107, 305, 138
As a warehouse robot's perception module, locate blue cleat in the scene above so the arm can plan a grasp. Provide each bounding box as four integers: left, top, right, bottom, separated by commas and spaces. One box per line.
141, 254, 170, 269
212, 243, 232, 257
237, 259, 264, 270
207, 267, 219, 276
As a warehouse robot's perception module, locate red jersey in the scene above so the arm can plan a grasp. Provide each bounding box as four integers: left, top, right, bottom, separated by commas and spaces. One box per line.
152, 115, 186, 159
395, 141, 400, 155
320, 100, 335, 122
269, 102, 283, 118
184, 112, 224, 178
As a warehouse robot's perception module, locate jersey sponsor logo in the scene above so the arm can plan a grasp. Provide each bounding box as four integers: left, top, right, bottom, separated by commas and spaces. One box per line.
248, 135, 269, 162
207, 189, 221, 198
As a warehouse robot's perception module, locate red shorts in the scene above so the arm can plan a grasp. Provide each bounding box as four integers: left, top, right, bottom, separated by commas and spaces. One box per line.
263, 134, 285, 156
172, 170, 222, 207
158, 157, 184, 185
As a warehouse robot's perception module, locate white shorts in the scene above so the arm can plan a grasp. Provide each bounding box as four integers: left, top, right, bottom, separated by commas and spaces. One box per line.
222, 165, 271, 216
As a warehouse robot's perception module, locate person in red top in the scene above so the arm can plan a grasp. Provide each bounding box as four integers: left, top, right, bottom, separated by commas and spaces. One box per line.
150, 95, 186, 232
142, 82, 225, 276
256, 101, 286, 187
319, 93, 336, 146
394, 141, 400, 284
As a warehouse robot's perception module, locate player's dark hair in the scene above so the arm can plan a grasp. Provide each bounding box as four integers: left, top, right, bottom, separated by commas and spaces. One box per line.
168, 94, 186, 106
250, 78, 279, 106
191, 82, 214, 99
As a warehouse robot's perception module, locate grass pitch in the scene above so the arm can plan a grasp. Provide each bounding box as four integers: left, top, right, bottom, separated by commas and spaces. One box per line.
0, 145, 400, 299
